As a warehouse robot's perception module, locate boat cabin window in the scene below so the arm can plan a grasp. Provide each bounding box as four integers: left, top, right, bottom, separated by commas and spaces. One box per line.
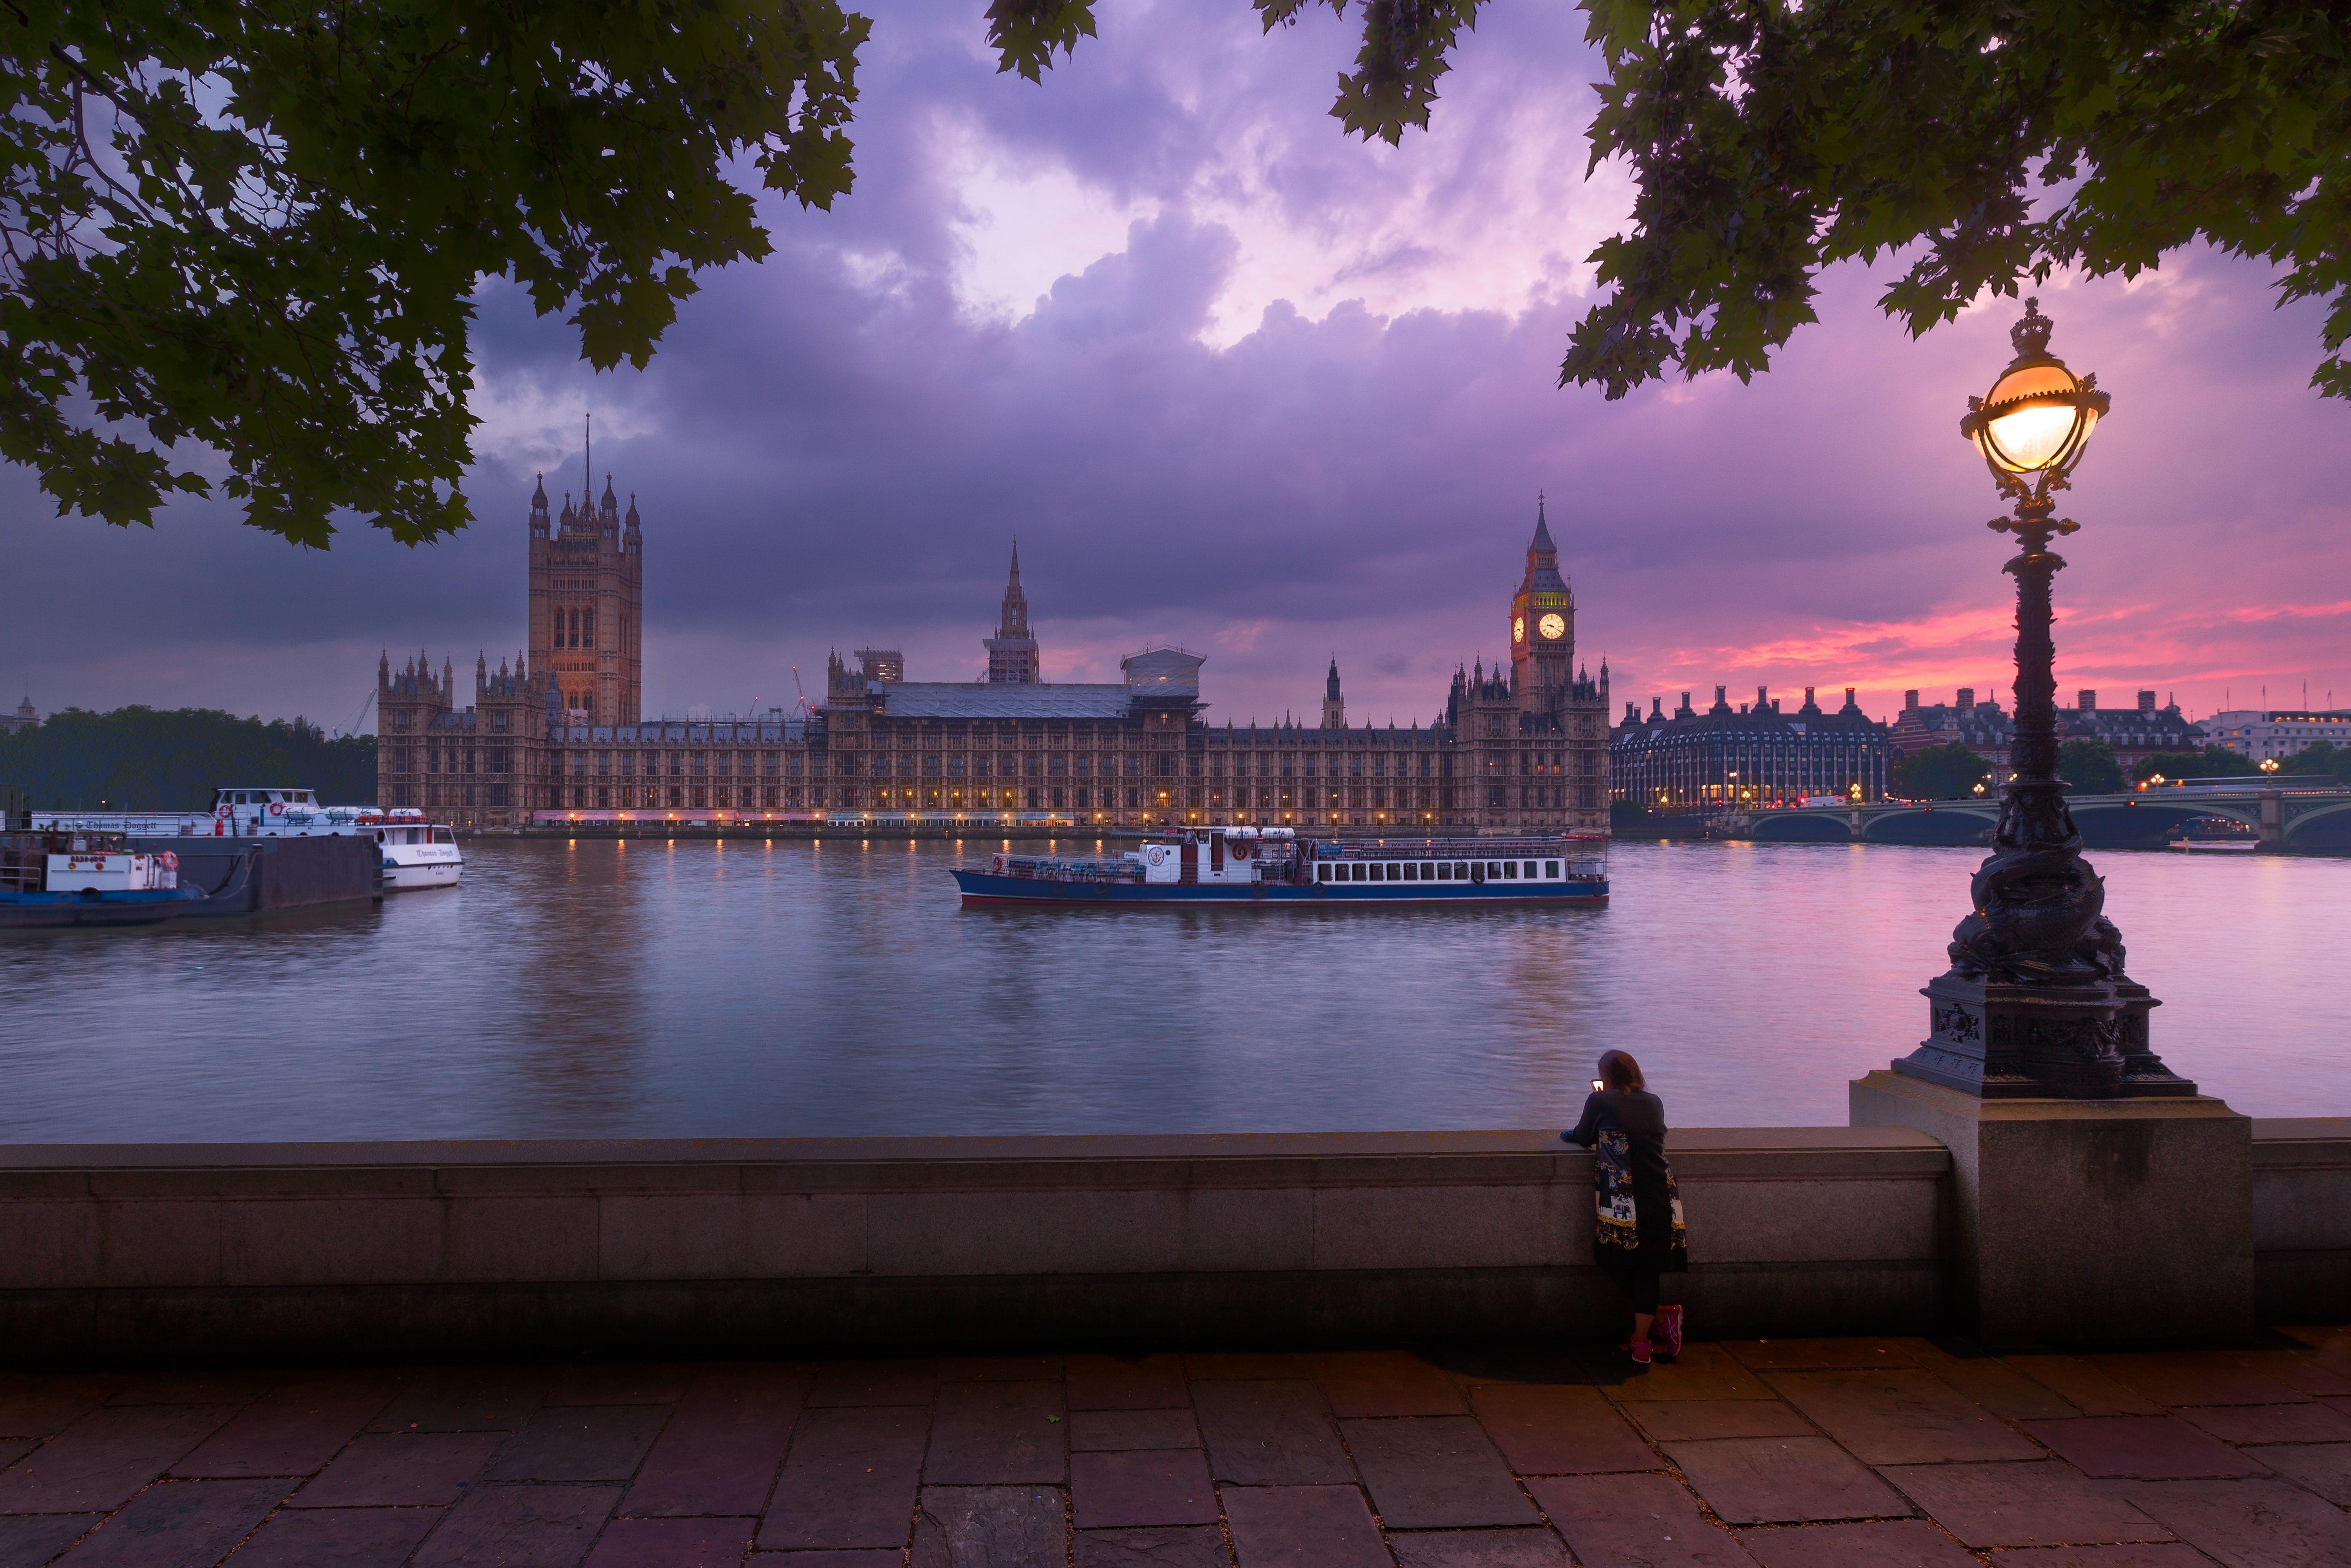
1317, 864, 1332, 882
432, 828, 455, 844
1521, 861, 1536, 878
1435, 863, 1450, 880
1501, 861, 1516, 879
1350, 863, 1366, 882
1545, 860, 1560, 878
1454, 862, 1469, 879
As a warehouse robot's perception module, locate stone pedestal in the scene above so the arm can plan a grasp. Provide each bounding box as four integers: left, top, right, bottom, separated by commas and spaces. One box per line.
1850, 1069, 2254, 1349
1900, 973, 2195, 1100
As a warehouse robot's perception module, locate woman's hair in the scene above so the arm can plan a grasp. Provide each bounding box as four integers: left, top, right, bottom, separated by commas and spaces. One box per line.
1597, 1050, 1645, 1091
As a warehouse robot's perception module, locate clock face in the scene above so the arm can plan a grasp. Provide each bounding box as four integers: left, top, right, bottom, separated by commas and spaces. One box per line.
1512, 616, 1525, 644
1538, 612, 1567, 640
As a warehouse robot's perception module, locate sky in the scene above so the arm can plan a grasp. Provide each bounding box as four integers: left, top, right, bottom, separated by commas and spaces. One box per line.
4, 0, 2347, 735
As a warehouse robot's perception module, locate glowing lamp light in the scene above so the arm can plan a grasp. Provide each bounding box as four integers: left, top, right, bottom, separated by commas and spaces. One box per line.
1960, 298, 2108, 481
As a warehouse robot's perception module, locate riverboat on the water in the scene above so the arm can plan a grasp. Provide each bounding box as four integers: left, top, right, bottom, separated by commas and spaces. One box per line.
371, 814, 463, 890
949, 826, 1607, 907
0, 830, 208, 928
36, 790, 463, 889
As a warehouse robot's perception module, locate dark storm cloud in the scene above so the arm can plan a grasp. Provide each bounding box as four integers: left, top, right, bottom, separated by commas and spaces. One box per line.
2, 0, 2345, 729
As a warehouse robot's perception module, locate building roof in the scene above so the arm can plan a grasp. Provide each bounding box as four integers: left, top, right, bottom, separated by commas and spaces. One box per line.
870, 683, 1141, 720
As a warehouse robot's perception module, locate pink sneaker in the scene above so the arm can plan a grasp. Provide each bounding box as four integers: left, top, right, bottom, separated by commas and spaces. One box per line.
1629, 1339, 1652, 1367
1657, 1305, 1685, 1360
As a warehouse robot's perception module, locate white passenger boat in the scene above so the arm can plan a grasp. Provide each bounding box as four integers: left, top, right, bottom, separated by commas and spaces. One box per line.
369, 813, 464, 889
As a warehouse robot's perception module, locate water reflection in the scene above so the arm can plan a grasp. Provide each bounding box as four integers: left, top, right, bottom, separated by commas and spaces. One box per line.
0, 837, 2341, 1142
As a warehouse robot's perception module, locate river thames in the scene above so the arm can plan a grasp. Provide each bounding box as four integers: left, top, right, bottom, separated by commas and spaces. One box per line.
1, 837, 2341, 1142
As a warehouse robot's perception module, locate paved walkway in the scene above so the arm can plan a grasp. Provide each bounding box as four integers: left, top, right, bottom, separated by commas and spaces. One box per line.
1, 1329, 2346, 1566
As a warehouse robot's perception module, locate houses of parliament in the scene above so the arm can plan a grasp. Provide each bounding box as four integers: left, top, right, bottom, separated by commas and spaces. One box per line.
377, 487, 1612, 837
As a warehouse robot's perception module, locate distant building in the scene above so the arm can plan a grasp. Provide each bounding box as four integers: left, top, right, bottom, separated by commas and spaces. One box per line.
2202, 709, 2350, 765
0, 692, 36, 737
1890, 688, 2014, 764
380, 499, 1614, 834
2058, 690, 2205, 771
1611, 686, 1890, 808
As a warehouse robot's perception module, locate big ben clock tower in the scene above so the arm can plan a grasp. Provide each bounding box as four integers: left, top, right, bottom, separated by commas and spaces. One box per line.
1511, 496, 1575, 719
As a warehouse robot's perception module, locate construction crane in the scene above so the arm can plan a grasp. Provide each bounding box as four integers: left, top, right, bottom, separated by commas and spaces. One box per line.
337, 688, 376, 738
791, 665, 810, 720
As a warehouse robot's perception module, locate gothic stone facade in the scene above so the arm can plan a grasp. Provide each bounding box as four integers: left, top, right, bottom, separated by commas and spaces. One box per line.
380, 508, 1610, 835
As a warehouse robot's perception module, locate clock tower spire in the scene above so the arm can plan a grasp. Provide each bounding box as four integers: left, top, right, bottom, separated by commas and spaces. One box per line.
1511, 494, 1575, 720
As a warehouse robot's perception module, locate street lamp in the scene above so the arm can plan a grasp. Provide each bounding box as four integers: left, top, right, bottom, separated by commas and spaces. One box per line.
1893, 299, 2194, 1100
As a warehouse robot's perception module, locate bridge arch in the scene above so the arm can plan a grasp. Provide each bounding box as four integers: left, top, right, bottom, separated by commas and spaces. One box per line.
1859, 804, 1997, 846
2285, 796, 2351, 852
1748, 811, 1857, 843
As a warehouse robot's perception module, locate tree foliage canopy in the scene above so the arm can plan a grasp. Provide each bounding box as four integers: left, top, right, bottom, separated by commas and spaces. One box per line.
2057, 736, 2124, 794
3, 0, 866, 546
2131, 745, 2260, 782
0, 705, 375, 810
1025, 0, 2351, 400
1892, 740, 1992, 799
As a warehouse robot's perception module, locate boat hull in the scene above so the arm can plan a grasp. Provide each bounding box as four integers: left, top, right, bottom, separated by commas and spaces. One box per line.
950, 870, 1607, 907
382, 859, 463, 890
0, 888, 203, 929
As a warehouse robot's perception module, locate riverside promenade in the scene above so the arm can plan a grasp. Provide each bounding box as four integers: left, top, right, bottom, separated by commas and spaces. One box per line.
2, 1331, 2348, 1566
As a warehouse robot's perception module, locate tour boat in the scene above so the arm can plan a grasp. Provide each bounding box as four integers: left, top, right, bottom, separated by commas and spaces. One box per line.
369, 813, 464, 890
950, 826, 1608, 907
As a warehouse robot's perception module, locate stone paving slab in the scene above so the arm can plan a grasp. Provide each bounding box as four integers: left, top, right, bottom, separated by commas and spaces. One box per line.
1766, 1368, 2046, 1464
1737, 1518, 1982, 1567
1339, 1416, 1536, 1528
2110, 1477, 2351, 1567
1877, 1459, 2175, 1550
1664, 1434, 1911, 1524
0, 1331, 2343, 1567
1467, 1384, 1655, 1474
1618, 1398, 1814, 1443
2021, 1416, 2274, 1480
2185, 1403, 2351, 1446
1075, 1524, 1233, 1568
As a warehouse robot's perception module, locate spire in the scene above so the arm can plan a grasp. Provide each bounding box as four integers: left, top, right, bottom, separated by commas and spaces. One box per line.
624, 492, 640, 530
997, 541, 1030, 638
1326, 658, 1341, 701
1520, 497, 1567, 595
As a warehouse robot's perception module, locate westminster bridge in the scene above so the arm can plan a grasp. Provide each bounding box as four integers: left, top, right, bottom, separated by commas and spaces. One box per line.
1720, 782, 2351, 852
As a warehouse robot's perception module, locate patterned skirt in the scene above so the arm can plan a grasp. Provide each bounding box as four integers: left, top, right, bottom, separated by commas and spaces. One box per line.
1593, 1128, 1688, 1272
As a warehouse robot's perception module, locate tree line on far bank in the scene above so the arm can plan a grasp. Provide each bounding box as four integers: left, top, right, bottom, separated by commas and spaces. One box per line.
0, 708, 375, 814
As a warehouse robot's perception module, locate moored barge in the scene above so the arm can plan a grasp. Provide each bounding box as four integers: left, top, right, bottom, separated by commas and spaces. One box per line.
951, 826, 1607, 907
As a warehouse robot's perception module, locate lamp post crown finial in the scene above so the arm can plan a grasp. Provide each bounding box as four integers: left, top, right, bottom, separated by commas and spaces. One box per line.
2012, 297, 2054, 358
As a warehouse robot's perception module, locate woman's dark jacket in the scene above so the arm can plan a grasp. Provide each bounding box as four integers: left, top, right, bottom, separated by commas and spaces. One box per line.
1563, 1088, 1687, 1271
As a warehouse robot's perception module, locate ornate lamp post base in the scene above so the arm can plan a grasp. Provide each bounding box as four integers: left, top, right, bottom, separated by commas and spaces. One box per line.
1898, 972, 2194, 1100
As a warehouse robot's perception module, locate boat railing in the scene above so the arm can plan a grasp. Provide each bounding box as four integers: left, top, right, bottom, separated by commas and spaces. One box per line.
1310, 835, 1606, 860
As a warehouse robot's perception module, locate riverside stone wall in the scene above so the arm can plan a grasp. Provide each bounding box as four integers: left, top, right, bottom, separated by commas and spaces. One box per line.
0, 1122, 2336, 1366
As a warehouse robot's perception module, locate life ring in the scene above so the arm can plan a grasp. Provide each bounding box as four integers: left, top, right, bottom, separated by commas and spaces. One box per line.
215, 803, 232, 819
268, 801, 283, 816
1229, 839, 1252, 859
159, 852, 177, 869
1144, 845, 1166, 866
